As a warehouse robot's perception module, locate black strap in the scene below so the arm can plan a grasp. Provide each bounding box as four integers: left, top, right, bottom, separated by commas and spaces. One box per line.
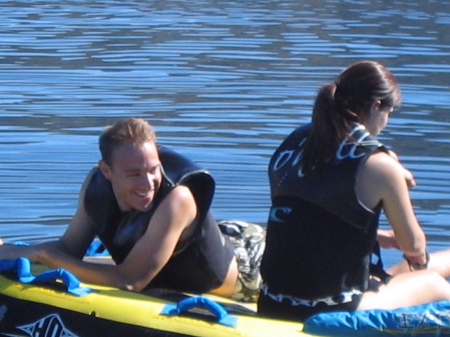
369, 242, 392, 284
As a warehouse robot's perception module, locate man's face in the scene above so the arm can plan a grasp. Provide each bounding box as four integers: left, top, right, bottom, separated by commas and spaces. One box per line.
100, 141, 162, 212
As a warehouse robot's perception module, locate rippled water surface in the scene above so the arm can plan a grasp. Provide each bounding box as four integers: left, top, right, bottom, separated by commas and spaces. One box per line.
1, 0, 450, 267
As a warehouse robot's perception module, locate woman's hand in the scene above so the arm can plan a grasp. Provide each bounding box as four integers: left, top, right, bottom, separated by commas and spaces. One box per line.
377, 229, 400, 249
388, 150, 416, 189
401, 166, 416, 189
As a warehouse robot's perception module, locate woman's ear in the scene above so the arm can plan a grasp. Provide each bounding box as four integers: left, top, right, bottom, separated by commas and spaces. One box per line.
98, 160, 112, 180
369, 99, 382, 113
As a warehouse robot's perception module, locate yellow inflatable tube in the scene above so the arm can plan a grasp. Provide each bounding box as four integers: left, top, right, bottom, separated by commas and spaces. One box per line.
0, 258, 311, 337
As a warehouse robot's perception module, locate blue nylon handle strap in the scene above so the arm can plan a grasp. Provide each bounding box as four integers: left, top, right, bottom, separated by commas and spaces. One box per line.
85, 239, 110, 257
161, 296, 238, 327
0, 257, 93, 297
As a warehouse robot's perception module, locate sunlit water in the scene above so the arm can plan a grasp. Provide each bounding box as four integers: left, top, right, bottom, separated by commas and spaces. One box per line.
1, 0, 450, 269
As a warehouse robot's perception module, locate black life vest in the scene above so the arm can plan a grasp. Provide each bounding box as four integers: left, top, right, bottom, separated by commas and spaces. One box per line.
84, 145, 235, 293
261, 124, 389, 302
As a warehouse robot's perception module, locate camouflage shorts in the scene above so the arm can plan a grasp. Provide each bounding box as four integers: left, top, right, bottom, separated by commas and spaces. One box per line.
218, 220, 266, 303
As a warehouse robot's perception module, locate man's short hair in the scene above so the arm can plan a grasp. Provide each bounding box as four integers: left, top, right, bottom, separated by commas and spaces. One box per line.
99, 118, 156, 165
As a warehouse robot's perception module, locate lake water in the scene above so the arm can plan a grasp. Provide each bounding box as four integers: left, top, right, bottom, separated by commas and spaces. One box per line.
0, 0, 450, 268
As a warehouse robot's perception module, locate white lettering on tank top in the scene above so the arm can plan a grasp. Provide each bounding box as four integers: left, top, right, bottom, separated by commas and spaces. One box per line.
269, 207, 292, 223
336, 124, 372, 160
272, 138, 306, 178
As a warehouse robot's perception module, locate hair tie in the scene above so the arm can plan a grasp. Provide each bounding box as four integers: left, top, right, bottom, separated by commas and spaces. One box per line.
333, 81, 339, 93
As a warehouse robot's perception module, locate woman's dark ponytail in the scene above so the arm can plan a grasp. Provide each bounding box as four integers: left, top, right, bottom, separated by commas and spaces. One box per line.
302, 83, 350, 174
301, 61, 401, 175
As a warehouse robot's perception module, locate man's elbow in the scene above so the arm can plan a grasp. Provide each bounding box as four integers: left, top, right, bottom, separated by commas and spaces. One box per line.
114, 268, 150, 292
120, 280, 148, 292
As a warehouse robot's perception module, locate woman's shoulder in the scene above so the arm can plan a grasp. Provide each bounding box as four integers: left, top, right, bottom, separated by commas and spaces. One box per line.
361, 152, 408, 189
357, 152, 408, 209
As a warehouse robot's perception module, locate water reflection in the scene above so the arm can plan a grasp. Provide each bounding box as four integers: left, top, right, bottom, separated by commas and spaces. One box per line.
0, 0, 450, 267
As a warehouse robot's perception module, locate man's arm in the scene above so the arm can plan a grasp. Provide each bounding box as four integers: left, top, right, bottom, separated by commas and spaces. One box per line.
0, 169, 97, 262
35, 185, 197, 292
116, 185, 197, 291
1, 165, 200, 293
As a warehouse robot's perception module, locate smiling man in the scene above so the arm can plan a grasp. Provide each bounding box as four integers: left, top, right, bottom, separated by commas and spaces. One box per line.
0, 118, 239, 297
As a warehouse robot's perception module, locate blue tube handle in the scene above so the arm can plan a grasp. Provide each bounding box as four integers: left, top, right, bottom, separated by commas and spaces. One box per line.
161, 296, 238, 327
33, 268, 92, 296
0, 257, 92, 296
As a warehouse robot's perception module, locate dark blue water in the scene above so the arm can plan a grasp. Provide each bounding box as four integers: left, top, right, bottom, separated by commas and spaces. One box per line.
1, 0, 450, 267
